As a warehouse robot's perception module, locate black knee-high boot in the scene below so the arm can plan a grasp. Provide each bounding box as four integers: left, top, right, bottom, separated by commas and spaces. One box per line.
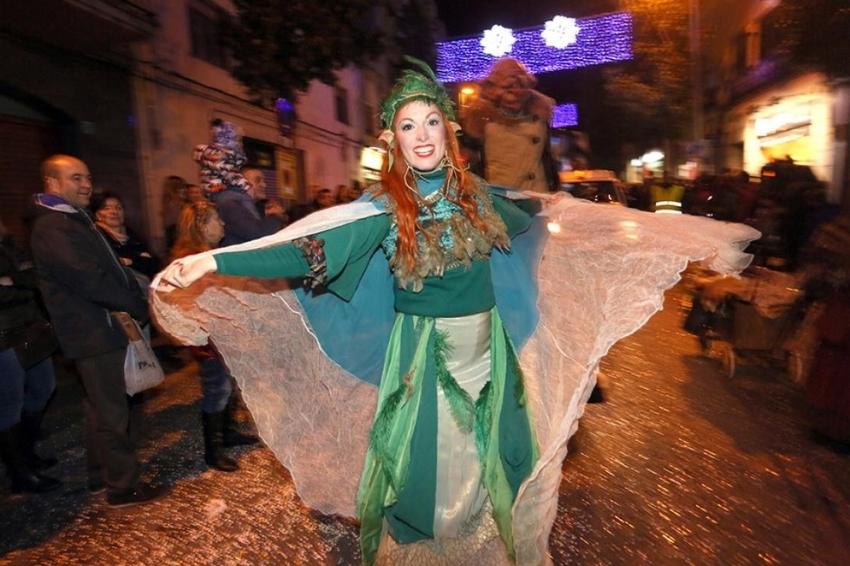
20, 410, 58, 470
222, 396, 258, 448
202, 411, 239, 472
0, 423, 62, 494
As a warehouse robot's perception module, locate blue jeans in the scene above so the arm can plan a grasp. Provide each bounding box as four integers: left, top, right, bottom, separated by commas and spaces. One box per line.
0, 348, 56, 429
198, 357, 233, 414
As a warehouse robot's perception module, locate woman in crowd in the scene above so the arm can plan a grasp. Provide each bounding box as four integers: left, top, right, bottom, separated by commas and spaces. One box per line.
0, 217, 61, 494
170, 201, 257, 472
461, 57, 560, 194
336, 183, 363, 204
91, 191, 161, 281
185, 183, 206, 205
155, 59, 759, 565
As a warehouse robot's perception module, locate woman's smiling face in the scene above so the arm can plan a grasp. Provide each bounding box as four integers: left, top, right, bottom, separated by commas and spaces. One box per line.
394, 101, 446, 172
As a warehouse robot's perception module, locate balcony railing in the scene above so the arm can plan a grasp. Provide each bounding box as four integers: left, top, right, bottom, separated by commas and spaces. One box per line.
68, 0, 159, 36
728, 53, 791, 102
1, 0, 159, 51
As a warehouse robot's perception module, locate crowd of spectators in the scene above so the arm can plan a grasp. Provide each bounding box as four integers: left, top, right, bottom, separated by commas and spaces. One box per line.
621, 160, 839, 271
0, 121, 373, 504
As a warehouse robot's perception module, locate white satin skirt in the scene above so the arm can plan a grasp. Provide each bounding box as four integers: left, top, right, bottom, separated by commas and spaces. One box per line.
434, 310, 492, 537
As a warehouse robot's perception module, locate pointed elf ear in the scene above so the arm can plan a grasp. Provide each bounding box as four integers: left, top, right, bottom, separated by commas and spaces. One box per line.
378, 129, 395, 147
378, 130, 396, 170
449, 121, 462, 134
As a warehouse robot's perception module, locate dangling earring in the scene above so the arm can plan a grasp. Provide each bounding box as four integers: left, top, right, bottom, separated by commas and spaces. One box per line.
403, 163, 419, 196
443, 155, 459, 173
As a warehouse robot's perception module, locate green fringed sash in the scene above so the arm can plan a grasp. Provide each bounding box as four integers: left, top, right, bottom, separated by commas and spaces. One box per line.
356, 315, 429, 565
478, 309, 539, 562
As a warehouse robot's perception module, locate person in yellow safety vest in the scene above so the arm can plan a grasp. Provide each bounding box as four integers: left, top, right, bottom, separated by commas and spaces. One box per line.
651, 172, 685, 214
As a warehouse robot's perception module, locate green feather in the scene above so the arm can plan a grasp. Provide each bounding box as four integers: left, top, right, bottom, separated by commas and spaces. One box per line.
433, 329, 475, 434
380, 56, 456, 130
474, 380, 493, 467
368, 381, 408, 492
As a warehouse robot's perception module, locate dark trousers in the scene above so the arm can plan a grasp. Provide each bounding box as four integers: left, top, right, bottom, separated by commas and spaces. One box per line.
198, 357, 233, 414
75, 347, 140, 491
0, 348, 56, 429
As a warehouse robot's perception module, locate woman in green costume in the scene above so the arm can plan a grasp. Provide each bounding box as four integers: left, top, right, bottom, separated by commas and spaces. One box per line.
162, 62, 540, 564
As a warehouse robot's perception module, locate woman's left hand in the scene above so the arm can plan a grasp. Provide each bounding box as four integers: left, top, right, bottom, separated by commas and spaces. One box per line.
160, 254, 218, 289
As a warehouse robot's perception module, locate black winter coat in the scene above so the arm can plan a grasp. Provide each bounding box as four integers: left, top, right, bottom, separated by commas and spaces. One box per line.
25, 195, 149, 359
0, 236, 44, 350
96, 225, 161, 279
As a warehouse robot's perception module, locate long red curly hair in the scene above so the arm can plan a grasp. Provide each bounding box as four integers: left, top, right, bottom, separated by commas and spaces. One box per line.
170, 200, 219, 260
373, 102, 489, 274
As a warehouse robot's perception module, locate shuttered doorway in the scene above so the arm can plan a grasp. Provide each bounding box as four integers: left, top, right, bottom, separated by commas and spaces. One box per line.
0, 114, 61, 253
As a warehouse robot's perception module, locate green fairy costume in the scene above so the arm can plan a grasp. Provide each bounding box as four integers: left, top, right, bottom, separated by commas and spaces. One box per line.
212, 162, 539, 563
151, 58, 761, 566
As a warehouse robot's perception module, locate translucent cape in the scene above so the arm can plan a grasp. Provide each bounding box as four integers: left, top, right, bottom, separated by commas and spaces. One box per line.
151, 194, 759, 565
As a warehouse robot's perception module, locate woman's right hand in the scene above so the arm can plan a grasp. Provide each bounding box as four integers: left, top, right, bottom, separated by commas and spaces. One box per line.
160, 254, 218, 288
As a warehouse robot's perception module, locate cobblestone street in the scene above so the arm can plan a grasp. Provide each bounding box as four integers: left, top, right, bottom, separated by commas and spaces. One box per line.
2, 289, 848, 566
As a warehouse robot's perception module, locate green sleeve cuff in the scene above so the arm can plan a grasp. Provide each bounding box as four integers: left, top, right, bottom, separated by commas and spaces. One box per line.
322, 214, 392, 300
213, 213, 392, 301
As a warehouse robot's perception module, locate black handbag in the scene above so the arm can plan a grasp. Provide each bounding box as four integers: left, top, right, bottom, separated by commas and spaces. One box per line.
6, 319, 60, 370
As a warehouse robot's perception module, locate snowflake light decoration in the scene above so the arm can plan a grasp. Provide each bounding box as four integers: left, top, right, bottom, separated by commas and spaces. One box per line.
480, 25, 516, 57
541, 16, 580, 49
437, 12, 633, 83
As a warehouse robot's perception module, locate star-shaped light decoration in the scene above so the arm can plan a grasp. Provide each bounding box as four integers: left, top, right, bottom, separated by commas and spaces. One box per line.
480, 25, 516, 57
541, 16, 580, 49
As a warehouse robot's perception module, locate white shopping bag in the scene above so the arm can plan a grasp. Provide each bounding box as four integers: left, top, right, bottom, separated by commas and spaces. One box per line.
114, 311, 165, 395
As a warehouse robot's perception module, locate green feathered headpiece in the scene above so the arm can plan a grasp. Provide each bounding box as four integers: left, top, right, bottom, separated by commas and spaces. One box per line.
380, 56, 456, 130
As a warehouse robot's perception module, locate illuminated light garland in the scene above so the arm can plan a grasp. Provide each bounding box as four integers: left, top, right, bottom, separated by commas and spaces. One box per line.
542, 16, 580, 49
551, 104, 579, 128
480, 25, 516, 57
437, 12, 633, 83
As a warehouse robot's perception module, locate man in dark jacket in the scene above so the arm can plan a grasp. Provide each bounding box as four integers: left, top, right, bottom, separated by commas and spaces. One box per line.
209, 165, 283, 245
26, 154, 169, 507
193, 120, 279, 246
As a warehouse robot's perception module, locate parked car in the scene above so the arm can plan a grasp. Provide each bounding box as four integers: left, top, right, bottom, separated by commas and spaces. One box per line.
559, 169, 628, 206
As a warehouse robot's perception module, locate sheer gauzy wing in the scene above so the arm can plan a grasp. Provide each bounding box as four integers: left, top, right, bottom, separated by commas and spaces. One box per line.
150, 195, 759, 564
509, 195, 758, 565
150, 202, 389, 517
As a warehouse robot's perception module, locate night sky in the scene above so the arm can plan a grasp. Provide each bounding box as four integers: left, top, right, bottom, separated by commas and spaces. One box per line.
434, 0, 620, 39
433, 0, 623, 107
